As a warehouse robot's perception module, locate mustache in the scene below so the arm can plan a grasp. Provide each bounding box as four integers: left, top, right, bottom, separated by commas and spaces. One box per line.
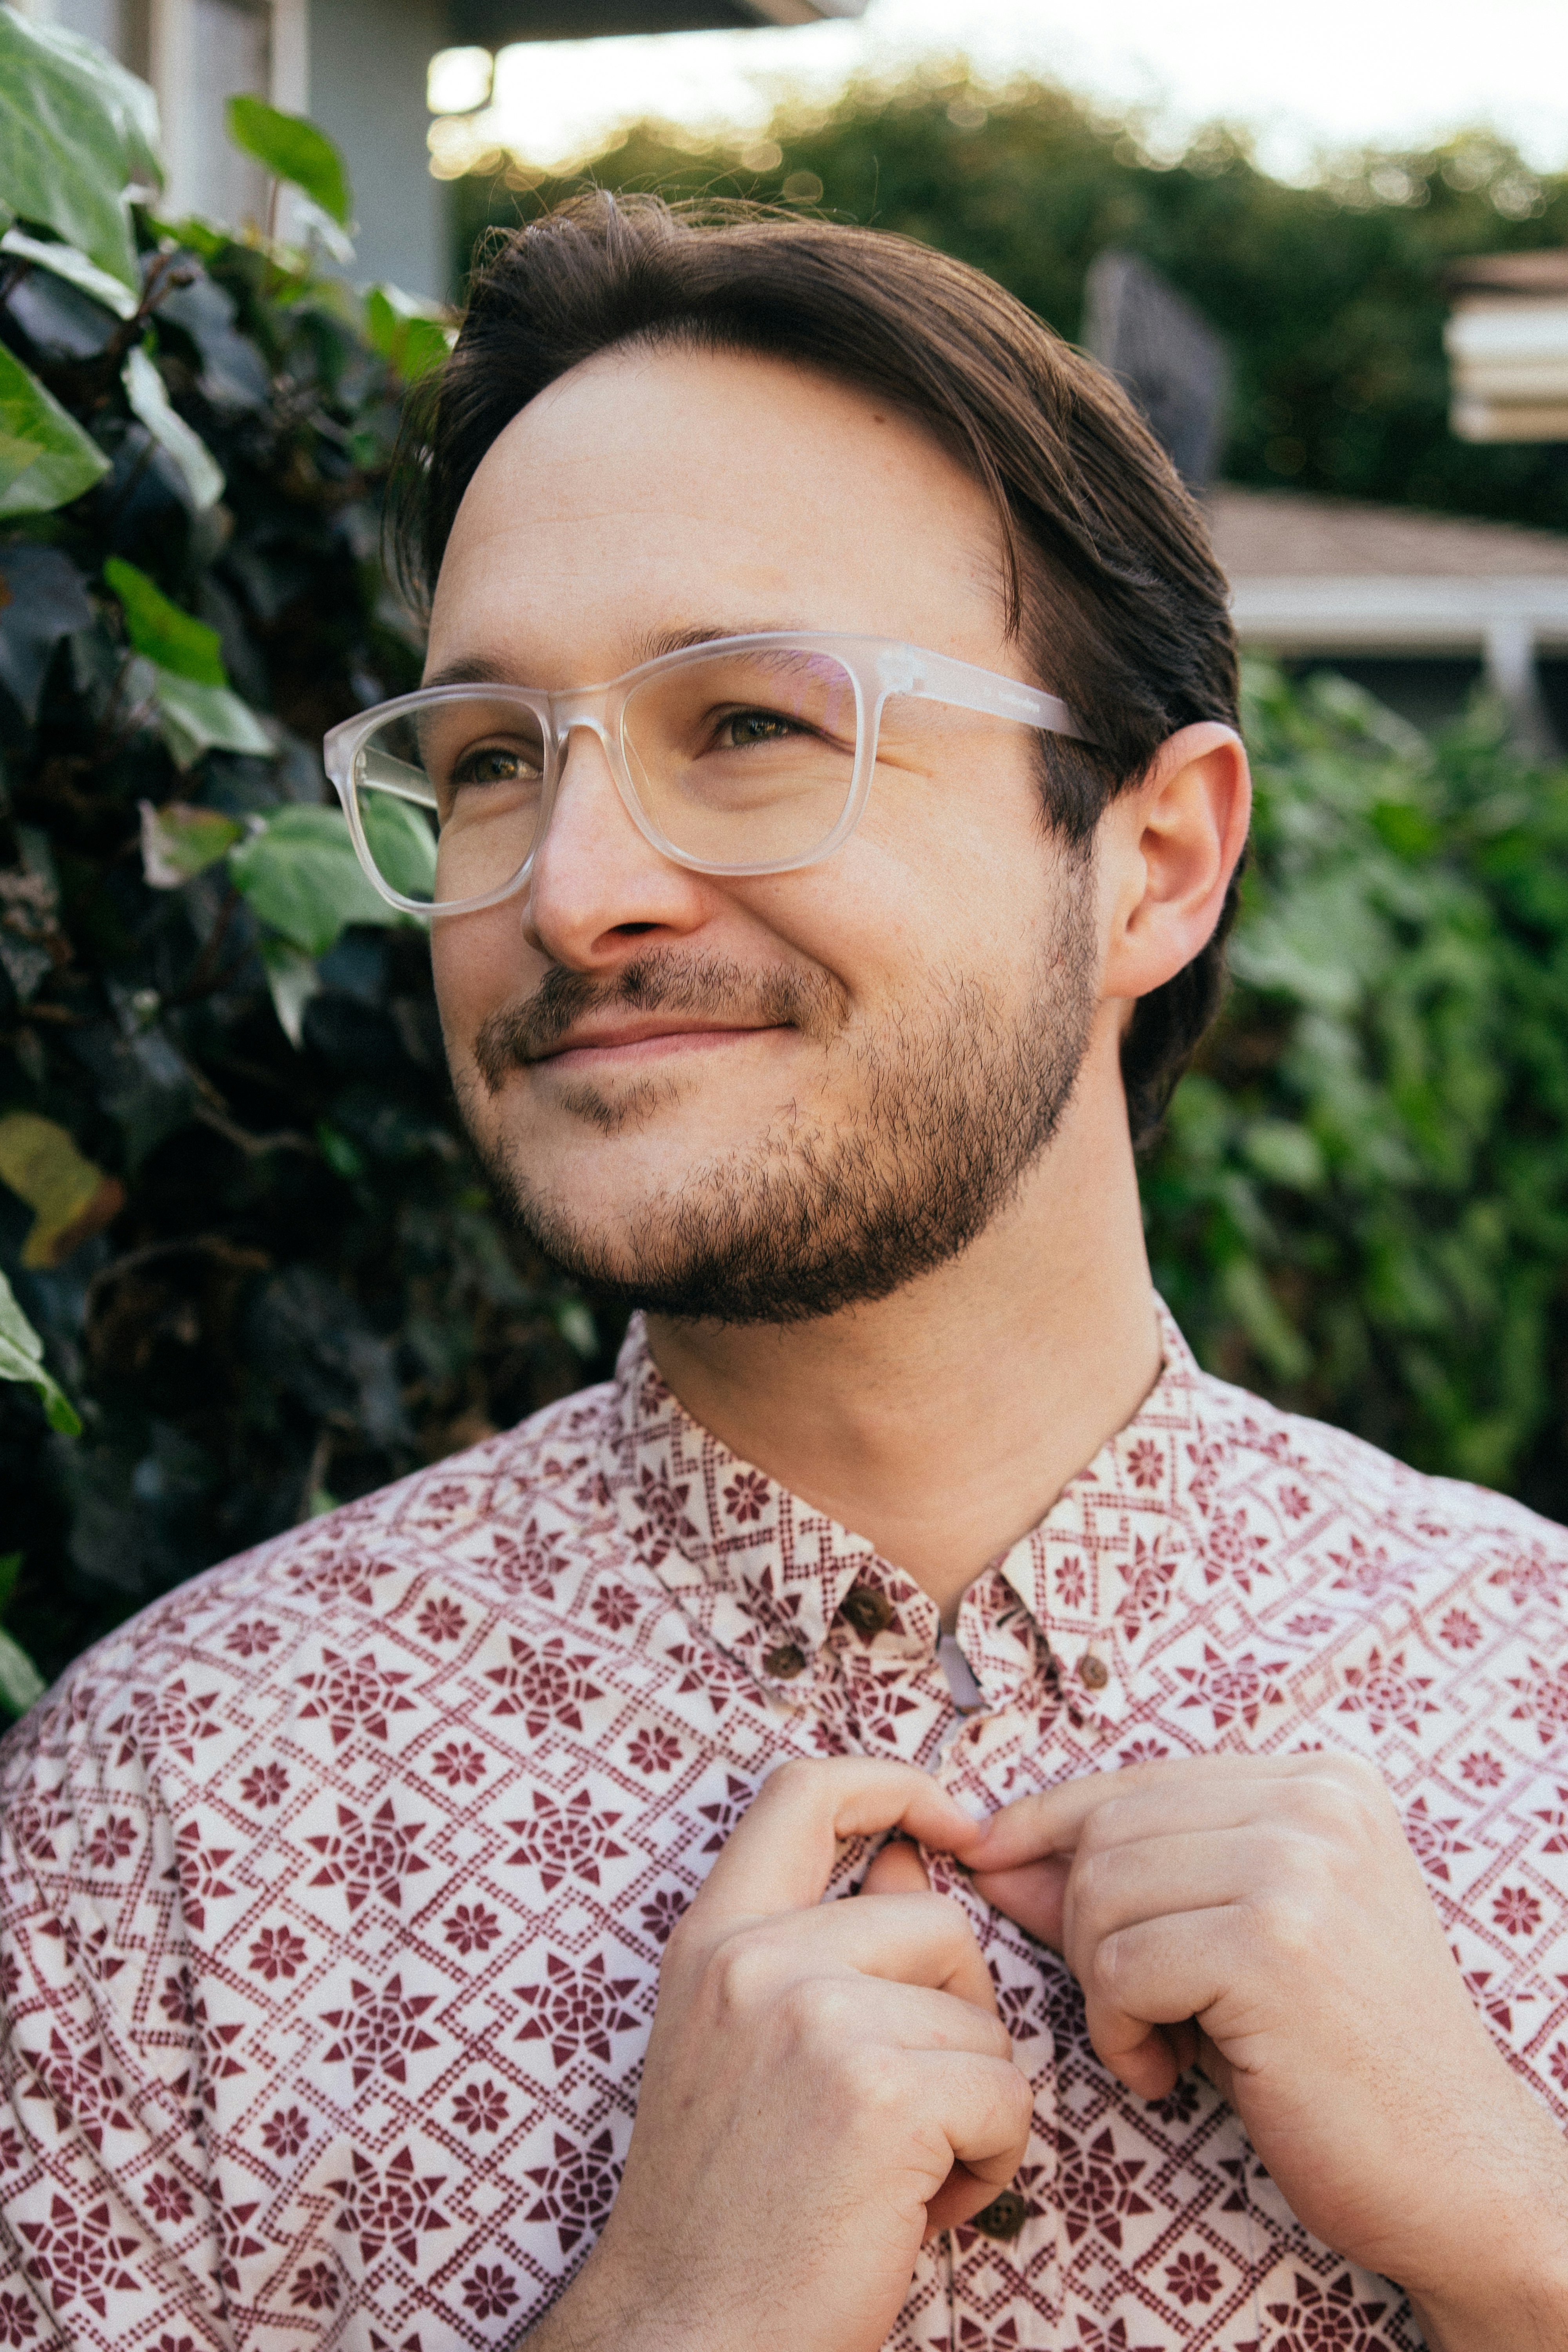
472, 952, 846, 1094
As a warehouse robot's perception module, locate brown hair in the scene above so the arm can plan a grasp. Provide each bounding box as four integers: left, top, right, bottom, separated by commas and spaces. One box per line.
391, 192, 1241, 1148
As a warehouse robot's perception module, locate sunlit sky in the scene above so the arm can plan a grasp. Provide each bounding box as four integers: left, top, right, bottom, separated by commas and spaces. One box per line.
426, 0, 1568, 181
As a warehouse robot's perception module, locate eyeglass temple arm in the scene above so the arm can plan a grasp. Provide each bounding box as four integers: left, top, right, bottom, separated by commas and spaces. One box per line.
897, 648, 1090, 744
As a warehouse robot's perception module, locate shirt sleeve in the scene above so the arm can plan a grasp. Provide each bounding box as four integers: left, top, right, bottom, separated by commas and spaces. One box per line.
0, 1682, 230, 2350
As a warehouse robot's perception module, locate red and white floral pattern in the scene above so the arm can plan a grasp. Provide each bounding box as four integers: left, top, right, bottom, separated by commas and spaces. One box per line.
0, 1306, 1565, 2350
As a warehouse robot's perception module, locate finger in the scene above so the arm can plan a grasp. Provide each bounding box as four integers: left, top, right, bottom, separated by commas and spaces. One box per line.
904, 2047, 1034, 2214
753, 1888, 999, 2011
697, 1757, 978, 1921
862, 1838, 932, 1898
1077, 1906, 1234, 2099
973, 1857, 1071, 1953
925, 2162, 1003, 2238
959, 1753, 1325, 1873
1194, 2024, 1237, 2107
853, 1978, 1014, 2060
1064, 1827, 1272, 1947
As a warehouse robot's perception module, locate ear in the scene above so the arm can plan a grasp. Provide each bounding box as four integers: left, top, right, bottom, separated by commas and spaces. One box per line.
1098, 723, 1251, 1007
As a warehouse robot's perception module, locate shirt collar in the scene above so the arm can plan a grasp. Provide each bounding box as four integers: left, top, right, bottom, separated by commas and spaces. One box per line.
605, 1302, 1209, 1713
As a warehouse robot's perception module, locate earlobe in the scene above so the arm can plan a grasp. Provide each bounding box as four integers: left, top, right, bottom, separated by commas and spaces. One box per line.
1101, 723, 1251, 1006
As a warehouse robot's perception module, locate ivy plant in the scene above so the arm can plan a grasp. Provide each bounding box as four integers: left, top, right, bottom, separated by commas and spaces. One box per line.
0, 18, 604, 1692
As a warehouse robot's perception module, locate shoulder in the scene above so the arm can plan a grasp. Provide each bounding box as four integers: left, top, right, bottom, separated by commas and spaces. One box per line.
0, 1374, 626, 1829
1183, 1360, 1567, 1582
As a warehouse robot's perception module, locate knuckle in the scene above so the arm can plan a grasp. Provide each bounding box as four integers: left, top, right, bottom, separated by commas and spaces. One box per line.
985, 2013, 1016, 2062
704, 1924, 780, 2016
1289, 1760, 1388, 1849
775, 1972, 850, 2046
764, 1755, 824, 1803
1067, 1843, 1116, 1928
1245, 1886, 1318, 1965
1087, 1932, 1125, 2000
837, 2040, 902, 2114
1077, 1800, 1127, 1858
1004, 2062, 1035, 2132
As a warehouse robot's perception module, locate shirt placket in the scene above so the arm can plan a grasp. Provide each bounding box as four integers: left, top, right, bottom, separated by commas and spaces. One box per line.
902, 1584, 1066, 2349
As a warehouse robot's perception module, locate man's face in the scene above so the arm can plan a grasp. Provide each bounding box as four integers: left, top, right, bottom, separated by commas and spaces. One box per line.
426, 343, 1104, 1321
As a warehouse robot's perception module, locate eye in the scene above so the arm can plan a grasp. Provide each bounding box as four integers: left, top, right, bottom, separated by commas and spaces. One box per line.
450, 742, 541, 789
718, 708, 802, 750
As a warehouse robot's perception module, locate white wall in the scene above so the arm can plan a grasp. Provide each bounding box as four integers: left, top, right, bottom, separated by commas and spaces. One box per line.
308, 0, 452, 298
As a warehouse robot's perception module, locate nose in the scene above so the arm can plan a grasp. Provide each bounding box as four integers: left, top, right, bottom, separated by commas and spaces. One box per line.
521, 720, 711, 970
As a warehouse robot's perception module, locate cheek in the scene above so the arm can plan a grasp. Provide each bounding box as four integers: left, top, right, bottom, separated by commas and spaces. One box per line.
430, 903, 537, 1056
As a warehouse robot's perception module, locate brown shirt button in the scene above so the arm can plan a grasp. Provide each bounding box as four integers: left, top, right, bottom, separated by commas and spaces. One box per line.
970, 2188, 1028, 2240
838, 1585, 894, 1638
764, 1642, 807, 1680
1078, 1653, 1110, 1691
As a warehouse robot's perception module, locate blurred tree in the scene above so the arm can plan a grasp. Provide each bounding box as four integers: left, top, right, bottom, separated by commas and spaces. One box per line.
456, 80, 1568, 528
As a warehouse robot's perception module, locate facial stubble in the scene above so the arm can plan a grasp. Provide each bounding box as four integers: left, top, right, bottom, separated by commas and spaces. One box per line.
457, 898, 1099, 1326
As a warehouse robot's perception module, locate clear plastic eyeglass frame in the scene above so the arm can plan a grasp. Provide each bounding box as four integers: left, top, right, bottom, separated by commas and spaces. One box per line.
322, 630, 1090, 918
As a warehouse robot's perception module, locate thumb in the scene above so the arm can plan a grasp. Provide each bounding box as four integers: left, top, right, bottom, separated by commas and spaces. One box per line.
972, 1857, 1072, 1953
861, 1837, 933, 1898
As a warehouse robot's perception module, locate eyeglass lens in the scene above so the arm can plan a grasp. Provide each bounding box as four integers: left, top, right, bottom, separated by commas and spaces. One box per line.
346, 648, 860, 907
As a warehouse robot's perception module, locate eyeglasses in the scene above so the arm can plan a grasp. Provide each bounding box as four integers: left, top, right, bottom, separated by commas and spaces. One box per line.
322, 632, 1089, 917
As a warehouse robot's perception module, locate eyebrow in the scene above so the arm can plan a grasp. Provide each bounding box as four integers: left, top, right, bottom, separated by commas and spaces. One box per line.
421, 620, 797, 694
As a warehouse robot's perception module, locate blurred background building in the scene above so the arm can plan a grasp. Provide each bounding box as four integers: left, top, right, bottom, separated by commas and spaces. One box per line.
1088, 250, 1568, 751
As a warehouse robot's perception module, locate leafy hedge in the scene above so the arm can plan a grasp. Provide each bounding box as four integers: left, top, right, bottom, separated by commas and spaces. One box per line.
0, 19, 601, 1692
1145, 671, 1568, 1524
1, 29, 1564, 1704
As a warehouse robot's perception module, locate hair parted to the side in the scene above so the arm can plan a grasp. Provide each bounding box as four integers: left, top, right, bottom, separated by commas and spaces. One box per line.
390, 191, 1242, 1149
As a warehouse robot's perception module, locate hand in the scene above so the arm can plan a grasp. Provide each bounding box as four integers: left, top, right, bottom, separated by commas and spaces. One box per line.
948, 1752, 1568, 2350
528, 1756, 1031, 2352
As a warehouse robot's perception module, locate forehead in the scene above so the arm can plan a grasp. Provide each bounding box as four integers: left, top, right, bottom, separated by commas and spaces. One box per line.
426, 341, 1010, 685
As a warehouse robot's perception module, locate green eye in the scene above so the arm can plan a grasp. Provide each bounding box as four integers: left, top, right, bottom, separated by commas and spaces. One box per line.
451, 744, 541, 788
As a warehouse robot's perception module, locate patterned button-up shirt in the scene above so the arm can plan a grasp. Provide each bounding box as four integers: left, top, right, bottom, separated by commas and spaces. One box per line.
1, 1305, 1566, 2352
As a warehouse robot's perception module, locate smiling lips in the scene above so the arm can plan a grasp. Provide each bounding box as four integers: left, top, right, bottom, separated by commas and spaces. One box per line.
532, 1015, 789, 1069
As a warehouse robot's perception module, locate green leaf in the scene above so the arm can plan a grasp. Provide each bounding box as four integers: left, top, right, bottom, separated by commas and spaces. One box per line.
138, 799, 244, 887
0, 9, 157, 294
1241, 1120, 1326, 1192
361, 789, 437, 901
363, 284, 452, 384
0, 1267, 82, 1437
258, 937, 321, 1049
122, 346, 225, 510
0, 1626, 46, 1718
1371, 799, 1441, 859
0, 1113, 124, 1272
316, 1119, 366, 1180
226, 96, 351, 228
152, 671, 274, 767
0, 342, 109, 518
0, 225, 139, 319
556, 1300, 599, 1359
104, 557, 226, 682
230, 804, 399, 958
1219, 1257, 1312, 1384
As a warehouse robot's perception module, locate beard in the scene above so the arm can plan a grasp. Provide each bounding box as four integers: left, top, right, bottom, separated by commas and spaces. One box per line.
456, 893, 1098, 1327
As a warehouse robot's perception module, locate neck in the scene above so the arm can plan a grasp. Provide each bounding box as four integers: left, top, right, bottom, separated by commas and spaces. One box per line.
644, 1036, 1161, 1627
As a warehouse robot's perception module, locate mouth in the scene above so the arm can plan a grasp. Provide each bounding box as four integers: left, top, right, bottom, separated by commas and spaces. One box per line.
531, 1016, 791, 1072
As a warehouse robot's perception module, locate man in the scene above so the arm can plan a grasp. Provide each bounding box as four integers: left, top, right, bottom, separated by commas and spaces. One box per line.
1, 194, 1565, 2352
